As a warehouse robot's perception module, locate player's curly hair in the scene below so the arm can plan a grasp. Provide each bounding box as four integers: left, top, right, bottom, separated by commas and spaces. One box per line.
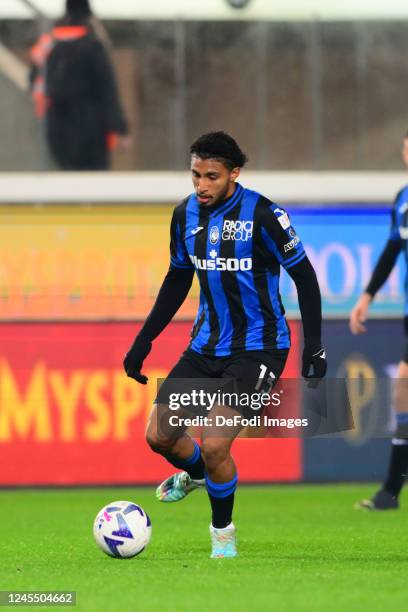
190, 131, 248, 170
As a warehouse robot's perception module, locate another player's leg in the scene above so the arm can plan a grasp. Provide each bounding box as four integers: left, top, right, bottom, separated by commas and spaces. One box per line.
357, 360, 408, 510
145, 403, 205, 502
201, 405, 242, 559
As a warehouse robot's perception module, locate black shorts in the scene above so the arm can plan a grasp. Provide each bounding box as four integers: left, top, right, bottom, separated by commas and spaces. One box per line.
404, 317, 408, 364
155, 347, 288, 417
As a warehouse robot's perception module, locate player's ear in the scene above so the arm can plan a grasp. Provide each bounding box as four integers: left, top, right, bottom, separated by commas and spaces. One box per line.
230, 167, 241, 182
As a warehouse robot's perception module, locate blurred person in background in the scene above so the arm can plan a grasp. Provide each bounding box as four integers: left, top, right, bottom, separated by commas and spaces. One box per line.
29, 0, 131, 170
350, 130, 408, 510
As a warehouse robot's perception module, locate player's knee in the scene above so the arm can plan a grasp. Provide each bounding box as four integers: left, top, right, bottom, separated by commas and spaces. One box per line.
201, 439, 230, 469
145, 430, 173, 454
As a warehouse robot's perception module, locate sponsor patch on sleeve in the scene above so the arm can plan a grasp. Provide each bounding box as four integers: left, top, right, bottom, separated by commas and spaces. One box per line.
274, 207, 291, 230
283, 236, 300, 252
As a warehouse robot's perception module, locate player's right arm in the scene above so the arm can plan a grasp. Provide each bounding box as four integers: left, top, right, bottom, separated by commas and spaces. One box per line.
123, 207, 194, 383
350, 195, 403, 335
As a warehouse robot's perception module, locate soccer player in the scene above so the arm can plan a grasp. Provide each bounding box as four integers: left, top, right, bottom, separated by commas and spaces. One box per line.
124, 132, 327, 557
351, 132, 408, 511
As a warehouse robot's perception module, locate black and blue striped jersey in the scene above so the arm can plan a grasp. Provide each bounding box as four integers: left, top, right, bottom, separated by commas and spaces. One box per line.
390, 187, 408, 314
169, 183, 306, 357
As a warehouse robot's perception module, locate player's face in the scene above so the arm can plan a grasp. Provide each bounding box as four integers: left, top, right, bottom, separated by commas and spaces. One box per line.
191, 156, 240, 206
402, 138, 408, 169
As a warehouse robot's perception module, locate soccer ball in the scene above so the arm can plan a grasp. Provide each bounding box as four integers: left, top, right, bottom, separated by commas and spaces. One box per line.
93, 500, 152, 558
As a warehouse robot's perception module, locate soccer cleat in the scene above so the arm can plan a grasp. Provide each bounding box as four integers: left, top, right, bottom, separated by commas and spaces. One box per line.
210, 522, 237, 559
156, 471, 204, 503
355, 488, 399, 511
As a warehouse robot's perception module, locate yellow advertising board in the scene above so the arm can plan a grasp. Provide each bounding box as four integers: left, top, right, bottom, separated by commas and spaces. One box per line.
0, 204, 198, 320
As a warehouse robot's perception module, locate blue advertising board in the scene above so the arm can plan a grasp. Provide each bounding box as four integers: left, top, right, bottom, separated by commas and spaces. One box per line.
281, 207, 405, 317
303, 319, 404, 482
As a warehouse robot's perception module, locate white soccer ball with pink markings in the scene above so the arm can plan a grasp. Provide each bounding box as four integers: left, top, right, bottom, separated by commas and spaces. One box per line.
93, 500, 152, 558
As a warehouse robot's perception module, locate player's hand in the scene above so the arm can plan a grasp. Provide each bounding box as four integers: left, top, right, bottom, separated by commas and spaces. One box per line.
302, 345, 327, 380
123, 336, 152, 384
349, 293, 371, 335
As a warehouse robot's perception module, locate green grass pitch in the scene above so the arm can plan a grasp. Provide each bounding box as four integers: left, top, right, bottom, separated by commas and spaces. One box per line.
0, 485, 406, 611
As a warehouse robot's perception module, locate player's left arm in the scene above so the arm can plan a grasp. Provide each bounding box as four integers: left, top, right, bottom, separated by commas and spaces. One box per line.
260, 203, 326, 379
286, 258, 327, 379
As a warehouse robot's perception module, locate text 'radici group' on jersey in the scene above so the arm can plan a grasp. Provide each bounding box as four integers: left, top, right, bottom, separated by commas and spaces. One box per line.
170, 183, 306, 357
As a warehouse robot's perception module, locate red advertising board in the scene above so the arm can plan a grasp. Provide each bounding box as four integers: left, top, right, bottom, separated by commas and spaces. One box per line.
0, 322, 301, 485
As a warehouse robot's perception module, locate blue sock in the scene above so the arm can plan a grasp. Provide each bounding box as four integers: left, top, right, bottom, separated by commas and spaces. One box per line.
163, 440, 205, 480
205, 473, 238, 528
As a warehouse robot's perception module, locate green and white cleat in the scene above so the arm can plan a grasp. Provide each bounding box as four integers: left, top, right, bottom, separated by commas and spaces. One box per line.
156, 471, 204, 503
210, 522, 238, 559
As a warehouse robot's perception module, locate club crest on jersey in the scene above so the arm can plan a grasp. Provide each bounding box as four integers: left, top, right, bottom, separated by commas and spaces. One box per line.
209, 226, 220, 245
274, 207, 291, 230
222, 219, 253, 241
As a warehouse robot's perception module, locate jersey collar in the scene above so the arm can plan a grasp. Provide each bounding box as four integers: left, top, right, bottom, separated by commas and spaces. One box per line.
194, 183, 244, 217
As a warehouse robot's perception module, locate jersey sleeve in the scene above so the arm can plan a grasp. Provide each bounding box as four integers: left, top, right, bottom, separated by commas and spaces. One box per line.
169, 208, 194, 270
260, 203, 306, 270
389, 190, 403, 243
